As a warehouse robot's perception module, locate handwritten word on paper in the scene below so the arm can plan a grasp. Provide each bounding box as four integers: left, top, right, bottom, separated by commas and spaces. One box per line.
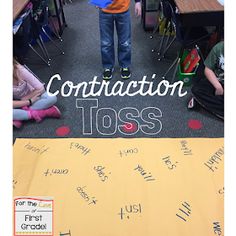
118, 204, 142, 220
134, 164, 156, 182
119, 148, 138, 157
24, 142, 49, 156
180, 140, 193, 156
176, 202, 191, 222
93, 165, 111, 182
59, 230, 71, 236
218, 187, 224, 195
44, 169, 69, 177
162, 156, 178, 170
76, 186, 98, 206
204, 147, 224, 172
213, 222, 223, 236
13, 179, 18, 189
70, 142, 91, 156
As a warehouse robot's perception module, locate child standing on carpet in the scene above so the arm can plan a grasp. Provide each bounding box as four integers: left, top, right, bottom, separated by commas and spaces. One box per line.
99, 0, 141, 80
188, 41, 224, 120
13, 59, 61, 128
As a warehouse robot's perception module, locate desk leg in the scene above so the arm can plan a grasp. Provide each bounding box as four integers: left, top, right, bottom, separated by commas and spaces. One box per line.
59, 0, 67, 27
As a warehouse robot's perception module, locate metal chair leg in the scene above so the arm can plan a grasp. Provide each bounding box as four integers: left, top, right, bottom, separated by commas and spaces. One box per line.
160, 35, 176, 59
150, 18, 167, 54
35, 38, 51, 65
42, 27, 65, 55
29, 44, 50, 66
150, 21, 160, 39
162, 33, 171, 53
38, 36, 51, 61
171, 57, 181, 83
35, 38, 47, 59
161, 55, 179, 79
157, 28, 167, 56
159, 31, 171, 59
49, 17, 63, 42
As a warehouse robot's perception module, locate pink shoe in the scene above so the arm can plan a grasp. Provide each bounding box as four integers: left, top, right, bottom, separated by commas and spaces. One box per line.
47, 105, 61, 119
13, 120, 23, 128
29, 106, 61, 122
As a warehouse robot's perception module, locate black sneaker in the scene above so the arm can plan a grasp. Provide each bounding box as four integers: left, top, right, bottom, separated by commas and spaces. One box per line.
103, 68, 113, 80
121, 67, 131, 79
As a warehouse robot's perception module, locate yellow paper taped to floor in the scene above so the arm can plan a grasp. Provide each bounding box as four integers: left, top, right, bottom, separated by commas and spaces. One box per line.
13, 138, 224, 236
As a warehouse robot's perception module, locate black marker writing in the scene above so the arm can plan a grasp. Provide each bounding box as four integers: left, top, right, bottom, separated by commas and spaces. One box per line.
24, 142, 49, 156
180, 140, 193, 156
60, 230, 71, 236
176, 201, 191, 222
70, 142, 91, 156
44, 169, 69, 177
204, 147, 224, 172
218, 187, 224, 195
76, 186, 98, 205
94, 165, 111, 182
118, 204, 142, 220
134, 164, 156, 182
162, 156, 178, 170
13, 179, 17, 189
213, 222, 222, 235
119, 148, 138, 157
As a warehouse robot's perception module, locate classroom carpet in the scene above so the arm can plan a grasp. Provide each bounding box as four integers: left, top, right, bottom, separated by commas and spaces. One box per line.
13, 0, 224, 139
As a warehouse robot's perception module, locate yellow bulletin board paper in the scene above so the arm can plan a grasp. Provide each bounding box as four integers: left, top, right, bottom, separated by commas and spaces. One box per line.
13, 138, 224, 236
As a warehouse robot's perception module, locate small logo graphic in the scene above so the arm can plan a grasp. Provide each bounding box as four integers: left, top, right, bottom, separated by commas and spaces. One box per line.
14, 197, 53, 236
183, 77, 190, 83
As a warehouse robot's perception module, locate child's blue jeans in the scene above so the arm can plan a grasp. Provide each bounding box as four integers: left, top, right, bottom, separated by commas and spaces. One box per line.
99, 10, 131, 69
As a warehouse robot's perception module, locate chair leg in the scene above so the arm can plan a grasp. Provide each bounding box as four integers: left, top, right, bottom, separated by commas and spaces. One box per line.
151, 24, 160, 52
35, 38, 51, 65
42, 27, 65, 55
38, 36, 51, 62
159, 32, 171, 59
29, 44, 50, 66
35, 38, 47, 59
157, 28, 167, 57
49, 17, 63, 42
160, 35, 176, 59
150, 17, 166, 53
161, 55, 179, 80
150, 21, 160, 39
171, 57, 181, 83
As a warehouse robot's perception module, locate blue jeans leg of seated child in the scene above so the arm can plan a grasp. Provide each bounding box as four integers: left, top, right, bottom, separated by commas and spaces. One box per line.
99, 10, 131, 69
13, 92, 58, 120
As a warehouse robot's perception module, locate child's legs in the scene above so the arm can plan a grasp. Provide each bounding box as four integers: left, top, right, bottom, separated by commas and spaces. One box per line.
13, 109, 30, 121
192, 79, 224, 118
30, 92, 57, 110
99, 11, 115, 69
115, 10, 131, 68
